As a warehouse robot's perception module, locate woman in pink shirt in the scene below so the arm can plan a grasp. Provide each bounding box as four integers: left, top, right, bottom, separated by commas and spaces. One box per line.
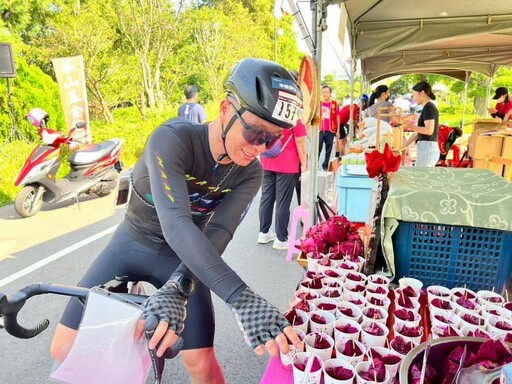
258, 119, 308, 250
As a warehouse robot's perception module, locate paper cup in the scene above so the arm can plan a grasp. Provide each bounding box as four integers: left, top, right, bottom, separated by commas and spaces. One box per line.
294, 290, 319, 310
324, 269, 346, 280
452, 297, 481, 318
361, 305, 388, 325
393, 309, 421, 328
285, 308, 310, 335
309, 310, 336, 336
320, 288, 344, 303
426, 285, 452, 304
460, 325, 492, 339
342, 279, 366, 294
322, 358, 356, 384
292, 351, 323, 384
395, 298, 421, 313
430, 308, 462, 329
305, 332, 335, 363
395, 287, 420, 302
477, 290, 505, 306
481, 303, 510, 321
458, 312, 486, 330
337, 260, 360, 272
390, 336, 418, 359
306, 252, 327, 272
322, 277, 344, 290
280, 328, 306, 369
360, 321, 389, 348
450, 287, 477, 302
313, 298, 338, 315
336, 301, 363, 323
366, 282, 390, 297
342, 292, 367, 309
398, 277, 423, 294
317, 258, 338, 274
486, 316, 512, 339
367, 346, 402, 379
299, 280, 324, 295
429, 297, 456, 312
393, 323, 424, 344
355, 360, 391, 384
430, 324, 462, 339
345, 271, 367, 285
367, 274, 390, 286
333, 318, 361, 343
304, 270, 325, 282
365, 290, 388, 305
335, 339, 366, 365
368, 296, 391, 311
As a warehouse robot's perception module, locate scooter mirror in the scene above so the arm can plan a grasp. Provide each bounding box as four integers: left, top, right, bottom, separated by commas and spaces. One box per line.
75, 121, 87, 129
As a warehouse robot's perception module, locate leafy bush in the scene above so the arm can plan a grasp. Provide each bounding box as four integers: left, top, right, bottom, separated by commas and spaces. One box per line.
0, 58, 65, 141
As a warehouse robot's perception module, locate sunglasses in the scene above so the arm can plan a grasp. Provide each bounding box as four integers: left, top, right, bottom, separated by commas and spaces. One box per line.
230, 103, 282, 149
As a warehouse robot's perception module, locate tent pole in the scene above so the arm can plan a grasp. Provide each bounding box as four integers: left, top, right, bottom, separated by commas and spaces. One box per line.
347, 59, 355, 141
308, 0, 326, 225
461, 71, 470, 130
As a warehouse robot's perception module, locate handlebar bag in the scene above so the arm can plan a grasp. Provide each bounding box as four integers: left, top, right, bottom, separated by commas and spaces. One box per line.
50, 287, 151, 384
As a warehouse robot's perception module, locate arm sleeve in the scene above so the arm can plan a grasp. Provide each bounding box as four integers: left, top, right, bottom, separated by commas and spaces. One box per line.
144, 126, 261, 304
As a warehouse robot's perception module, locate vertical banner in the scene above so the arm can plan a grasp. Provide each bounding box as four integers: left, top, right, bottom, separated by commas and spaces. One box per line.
52, 55, 91, 143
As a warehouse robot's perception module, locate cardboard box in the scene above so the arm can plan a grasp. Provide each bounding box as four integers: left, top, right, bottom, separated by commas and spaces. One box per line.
501, 136, 512, 178
472, 158, 488, 171
472, 119, 502, 133
502, 137, 512, 159
468, 134, 504, 159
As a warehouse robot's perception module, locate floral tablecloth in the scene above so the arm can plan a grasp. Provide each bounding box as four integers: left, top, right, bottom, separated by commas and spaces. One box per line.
380, 167, 512, 277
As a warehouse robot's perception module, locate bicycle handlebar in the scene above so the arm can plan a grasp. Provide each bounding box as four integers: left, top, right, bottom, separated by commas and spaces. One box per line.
0, 283, 145, 339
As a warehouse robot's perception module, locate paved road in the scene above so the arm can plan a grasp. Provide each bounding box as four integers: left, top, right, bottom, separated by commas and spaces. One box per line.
0, 191, 304, 384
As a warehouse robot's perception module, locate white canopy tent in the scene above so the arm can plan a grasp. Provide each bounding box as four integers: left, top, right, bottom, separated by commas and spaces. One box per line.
286, 0, 512, 220
341, 1, 512, 82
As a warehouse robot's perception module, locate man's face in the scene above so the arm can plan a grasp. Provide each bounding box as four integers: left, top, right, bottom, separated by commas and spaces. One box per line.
321, 87, 331, 102
223, 100, 283, 166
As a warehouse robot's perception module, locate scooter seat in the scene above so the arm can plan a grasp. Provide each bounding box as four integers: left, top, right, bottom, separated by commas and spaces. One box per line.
68, 140, 118, 165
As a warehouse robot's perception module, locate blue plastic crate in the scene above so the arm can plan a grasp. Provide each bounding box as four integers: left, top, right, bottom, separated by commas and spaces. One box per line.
392, 221, 512, 293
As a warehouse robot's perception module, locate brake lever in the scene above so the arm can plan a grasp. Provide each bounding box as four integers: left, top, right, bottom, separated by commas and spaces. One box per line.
144, 315, 185, 384
145, 315, 163, 384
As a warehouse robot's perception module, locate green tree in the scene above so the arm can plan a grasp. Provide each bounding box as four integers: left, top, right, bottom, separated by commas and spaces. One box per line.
114, 0, 190, 112
31, 1, 135, 122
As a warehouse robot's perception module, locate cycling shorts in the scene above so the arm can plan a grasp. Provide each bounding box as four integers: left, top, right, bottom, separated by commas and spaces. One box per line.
59, 222, 215, 350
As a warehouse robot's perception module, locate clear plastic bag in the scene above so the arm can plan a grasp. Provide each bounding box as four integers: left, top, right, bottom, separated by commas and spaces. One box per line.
50, 287, 151, 384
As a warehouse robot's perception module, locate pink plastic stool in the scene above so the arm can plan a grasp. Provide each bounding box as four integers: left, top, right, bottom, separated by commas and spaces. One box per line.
286, 205, 311, 261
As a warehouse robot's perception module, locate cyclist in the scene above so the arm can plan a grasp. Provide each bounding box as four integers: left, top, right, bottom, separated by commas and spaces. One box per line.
50, 58, 304, 384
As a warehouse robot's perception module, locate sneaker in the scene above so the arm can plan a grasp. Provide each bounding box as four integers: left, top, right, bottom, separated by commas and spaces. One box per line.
272, 238, 289, 250
258, 231, 276, 244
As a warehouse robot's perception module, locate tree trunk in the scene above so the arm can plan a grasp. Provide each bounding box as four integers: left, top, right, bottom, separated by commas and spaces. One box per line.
140, 57, 156, 109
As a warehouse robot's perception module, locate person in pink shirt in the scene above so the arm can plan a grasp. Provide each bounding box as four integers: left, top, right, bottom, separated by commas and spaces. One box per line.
258, 118, 308, 250
318, 85, 340, 170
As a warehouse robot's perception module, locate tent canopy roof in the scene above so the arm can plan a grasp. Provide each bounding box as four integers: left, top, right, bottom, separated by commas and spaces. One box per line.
340, 0, 512, 82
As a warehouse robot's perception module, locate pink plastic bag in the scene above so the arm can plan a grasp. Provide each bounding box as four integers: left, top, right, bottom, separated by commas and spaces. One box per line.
50, 287, 151, 384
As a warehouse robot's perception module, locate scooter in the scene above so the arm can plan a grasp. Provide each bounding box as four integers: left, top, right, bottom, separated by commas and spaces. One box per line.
14, 108, 124, 218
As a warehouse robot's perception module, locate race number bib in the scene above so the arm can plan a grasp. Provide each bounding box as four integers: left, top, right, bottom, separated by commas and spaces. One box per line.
271, 77, 303, 126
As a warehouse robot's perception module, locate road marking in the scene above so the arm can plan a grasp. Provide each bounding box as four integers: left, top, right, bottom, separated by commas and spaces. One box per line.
0, 225, 118, 288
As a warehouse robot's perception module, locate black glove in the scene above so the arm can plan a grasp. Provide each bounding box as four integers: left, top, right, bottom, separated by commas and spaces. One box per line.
228, 287, 290, 349
140, 280, 187, 335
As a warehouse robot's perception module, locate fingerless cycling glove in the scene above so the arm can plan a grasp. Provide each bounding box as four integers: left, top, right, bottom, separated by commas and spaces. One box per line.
140, 280, 187, 334
228, 287, 290, 349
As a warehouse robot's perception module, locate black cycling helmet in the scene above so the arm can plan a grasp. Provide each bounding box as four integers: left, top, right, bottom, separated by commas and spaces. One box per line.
224, 58, 303, 129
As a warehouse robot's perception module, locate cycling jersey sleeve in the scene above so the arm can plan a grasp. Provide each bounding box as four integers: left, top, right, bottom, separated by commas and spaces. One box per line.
144, 125, 261, 304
